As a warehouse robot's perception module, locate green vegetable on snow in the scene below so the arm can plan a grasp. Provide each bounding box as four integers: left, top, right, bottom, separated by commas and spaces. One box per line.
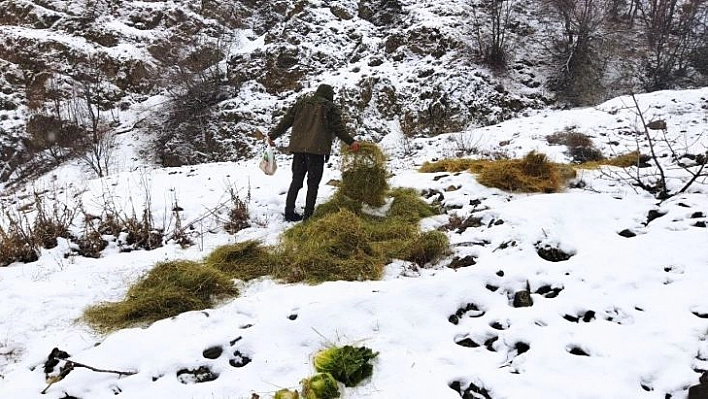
301, 372, 340, 399
313, 345, 378, 387
274, 388, 300, 399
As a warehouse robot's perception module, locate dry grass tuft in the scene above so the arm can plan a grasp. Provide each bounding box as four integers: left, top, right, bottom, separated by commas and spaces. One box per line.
83, 260, 237, 332
205, 240, 276, 281
278, 209, 382, 283
577, 151, 641, 169
420, 152, 577, 193
419, 158, 481, 173
340, 142, 389, 207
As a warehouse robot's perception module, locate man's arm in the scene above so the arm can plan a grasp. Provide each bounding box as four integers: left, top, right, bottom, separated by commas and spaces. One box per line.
268, 104, 296, 143
327, 105, 355, 145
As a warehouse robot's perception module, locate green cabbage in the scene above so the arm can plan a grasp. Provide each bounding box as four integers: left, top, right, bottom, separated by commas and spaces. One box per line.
274, 388, 300, 399
312, 345, 378, 387
300, 372, 340, 399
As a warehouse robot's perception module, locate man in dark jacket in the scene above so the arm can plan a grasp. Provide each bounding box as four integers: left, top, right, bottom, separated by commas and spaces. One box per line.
268, 84, 361, 222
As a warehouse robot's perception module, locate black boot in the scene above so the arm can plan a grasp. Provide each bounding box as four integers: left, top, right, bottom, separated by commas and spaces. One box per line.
285, 211, 303, 222
303, 208, 314, 221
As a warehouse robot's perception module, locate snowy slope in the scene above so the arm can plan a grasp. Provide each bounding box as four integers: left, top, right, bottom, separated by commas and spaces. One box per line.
0, 88, 707, 399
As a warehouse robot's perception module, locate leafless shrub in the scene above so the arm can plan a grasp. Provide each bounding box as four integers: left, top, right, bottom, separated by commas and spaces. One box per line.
603, 94, 707, 199
31, 192, 76, 249
75, 220, 108, 259
544, 0, 610, 105
156, 37, 235, 167
68, 58, 119, 178
223, 186, 250, 234
637, 0, 708, 90
547, 127, 604, 162
472, 0, 516, 68
399, 134, 417, 157
0, 222, 39, 267
448, 132, 486, 157
0, 189, 79, 265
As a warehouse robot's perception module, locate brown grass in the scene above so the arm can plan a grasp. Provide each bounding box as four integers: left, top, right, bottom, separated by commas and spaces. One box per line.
421, 152, 576, 193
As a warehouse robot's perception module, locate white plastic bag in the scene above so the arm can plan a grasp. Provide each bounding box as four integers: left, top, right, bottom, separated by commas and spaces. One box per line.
259, 144, 277, 175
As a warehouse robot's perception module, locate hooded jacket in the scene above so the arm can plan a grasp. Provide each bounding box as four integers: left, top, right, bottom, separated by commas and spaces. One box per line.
268, 84, 355, 156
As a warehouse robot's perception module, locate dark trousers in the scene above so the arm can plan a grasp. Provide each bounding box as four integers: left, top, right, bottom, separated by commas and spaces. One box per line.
285, 153, 325, 215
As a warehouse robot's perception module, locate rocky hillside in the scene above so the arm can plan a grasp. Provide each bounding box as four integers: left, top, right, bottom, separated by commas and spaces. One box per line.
1, 0, 706, 184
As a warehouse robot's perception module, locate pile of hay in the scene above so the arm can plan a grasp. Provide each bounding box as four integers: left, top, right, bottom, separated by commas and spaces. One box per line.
83, 143, 450, 331
420, 151, 577, 193
84, 260, 237, 332
339, 142, 388, 207
205, 240, 277, 281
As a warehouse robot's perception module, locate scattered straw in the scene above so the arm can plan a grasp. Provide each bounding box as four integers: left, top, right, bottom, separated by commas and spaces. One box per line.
340, 142, 389, 207
83, 260, 237, 332
205, 240, 276, 281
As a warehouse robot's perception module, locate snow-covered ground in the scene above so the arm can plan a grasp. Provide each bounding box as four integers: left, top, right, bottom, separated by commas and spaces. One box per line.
0, 88, 707, 399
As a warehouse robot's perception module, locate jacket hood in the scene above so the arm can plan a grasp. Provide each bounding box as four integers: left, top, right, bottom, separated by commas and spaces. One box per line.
314, 84, 335, 101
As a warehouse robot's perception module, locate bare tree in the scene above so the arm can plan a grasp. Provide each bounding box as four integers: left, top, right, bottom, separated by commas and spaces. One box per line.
604, 94, 707, 199
545, 0, 610, 104
69, 56, 117, 178
637, 0, 708, 90
472, 0, 515, 68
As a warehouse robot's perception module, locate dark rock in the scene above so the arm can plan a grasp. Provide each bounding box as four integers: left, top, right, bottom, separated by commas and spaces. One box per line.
513, 290, 533, 307
447, 255, 477, 269
700, 371, 708, 385
329, 4, 353, 20
368, 58, 384, 67
646, 209, 667, 225
202, 346, 223, 359
536, 243, 574, 262
229, 350, 252, 368
514, 342, 530, 355
493, 219, 504, 225
489, 321, 506, 330
485, 284, 499, 292
691, 212, 705, 219
433, 174, 450, 181
455, 337, 480, 348
422, 188, 443, 199
692, 311, 708, 319
563, 314, 580, 323
462, 381, 493, 399
288, 313, 298, 320
230, 336, 243, 345
484, 336, 498, 352
536, 285, 563, 298
567, 346, 590, 356
618, 229, 637, 238
450, 303, 485, 324
452, 215, 483, 233
449, 380, 463, 394
694, 221, 707, 228
496, 270, 504, 277
646, 120, 667, 130
176, 366, 219, 384
582, 310, 596, 322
